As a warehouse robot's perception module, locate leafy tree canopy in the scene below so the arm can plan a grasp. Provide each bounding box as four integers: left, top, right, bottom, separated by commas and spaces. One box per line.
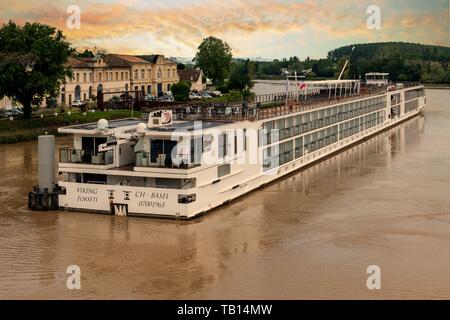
77, 49, 95, 58
0, 21, 73, 118
171, 80, 191, 101
193, 36, 233, 86
228, 61, 254, 92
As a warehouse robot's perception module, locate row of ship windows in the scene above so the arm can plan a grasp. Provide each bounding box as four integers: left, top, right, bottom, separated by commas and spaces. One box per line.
261, 96, 386, 145
262, 111, 385, 171
405, 99, 420, 113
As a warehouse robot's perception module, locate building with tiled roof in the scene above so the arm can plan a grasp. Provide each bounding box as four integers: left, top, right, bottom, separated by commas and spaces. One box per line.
59, 55, 131, 106
137, 55, 179, 96
178, 69, 206, 92
56, 53, 180, 106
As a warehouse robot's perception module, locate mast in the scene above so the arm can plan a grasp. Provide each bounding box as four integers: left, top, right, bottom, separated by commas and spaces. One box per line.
338, 46, 355, 80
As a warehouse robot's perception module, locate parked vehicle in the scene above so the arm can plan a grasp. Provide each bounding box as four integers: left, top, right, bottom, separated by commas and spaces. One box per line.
11, 109, 23, 116
200, 92, 212, 99
71, 100, 85, 107
144, 94, 156, 101
209, 90, 222, 97
0, 107, 23, 118
189, 92, 202, 100
157, 95, 174, 102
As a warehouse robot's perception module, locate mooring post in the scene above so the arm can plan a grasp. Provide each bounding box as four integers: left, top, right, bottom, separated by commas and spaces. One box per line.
38, 135, 55, 193
29, 135, 59, 210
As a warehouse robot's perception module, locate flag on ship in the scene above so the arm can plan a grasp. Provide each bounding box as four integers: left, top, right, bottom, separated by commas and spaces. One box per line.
298, 81, 307, 90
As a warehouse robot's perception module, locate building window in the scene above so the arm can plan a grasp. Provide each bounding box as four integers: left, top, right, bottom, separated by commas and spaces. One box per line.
157, 69, 162, 79
76, 73, 79, 82
147, 69, 151, 79
83, 73, 86, 82
121, 72, 124, 80
74, 85, 81, 100
141, 69, 145, 79
98, 73, 102, 82
134, 69, 138, 80
125, 72, 128, 80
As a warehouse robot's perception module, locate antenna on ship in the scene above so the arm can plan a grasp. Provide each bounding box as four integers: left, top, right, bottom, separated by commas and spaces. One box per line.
338, 46, 355, 80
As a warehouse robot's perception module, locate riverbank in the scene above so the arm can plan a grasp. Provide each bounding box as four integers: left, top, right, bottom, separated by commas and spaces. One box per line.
0, 110, 140, 144
423, 83, 450, 90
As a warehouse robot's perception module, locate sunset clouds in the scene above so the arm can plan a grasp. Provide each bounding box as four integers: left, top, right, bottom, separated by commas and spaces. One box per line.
0, 0, 448, 58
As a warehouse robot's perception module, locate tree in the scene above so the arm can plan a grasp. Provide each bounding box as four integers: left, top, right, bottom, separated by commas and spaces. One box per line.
228, 63, 254, 92
77, 49, 94, 58
177, 62, 187, 70
193, 36, 232, 86
0, 21, 73, 118
171, 81, 191, 101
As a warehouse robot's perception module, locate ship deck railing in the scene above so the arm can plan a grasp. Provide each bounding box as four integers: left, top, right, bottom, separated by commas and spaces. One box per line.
135, 151, 200, 170
142, 82, 422, 123
59, 148, 114, 165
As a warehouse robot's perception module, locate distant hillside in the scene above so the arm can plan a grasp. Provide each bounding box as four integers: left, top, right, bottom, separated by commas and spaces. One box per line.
328, 42, 450, 62
328, 42, 450, 83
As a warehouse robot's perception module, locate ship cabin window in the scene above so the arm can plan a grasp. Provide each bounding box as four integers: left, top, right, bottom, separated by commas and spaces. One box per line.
190, 136, 203, 164
262, 121, 273, 145
150, 139, 177, 167
218, 133, 228, 158
155, 178, 196, 189
81, 137, 107, 156
405, 88, 424, 101
275, 119, 286, 140
82, 173, 107, 184
243, 129, 247, 151
294, 137, 303, 158
293, 115, 301, 136
218, 164, 231, 177
263, 146, 277, 171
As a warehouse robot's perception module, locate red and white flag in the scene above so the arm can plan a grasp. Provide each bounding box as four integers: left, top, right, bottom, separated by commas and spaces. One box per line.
298, 81, 307, 90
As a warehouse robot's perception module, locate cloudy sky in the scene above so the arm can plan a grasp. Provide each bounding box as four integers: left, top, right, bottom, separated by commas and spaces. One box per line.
1, 0, 449, 59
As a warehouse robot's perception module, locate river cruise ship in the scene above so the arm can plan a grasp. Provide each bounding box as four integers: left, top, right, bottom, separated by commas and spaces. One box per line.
57, 79, 425, 219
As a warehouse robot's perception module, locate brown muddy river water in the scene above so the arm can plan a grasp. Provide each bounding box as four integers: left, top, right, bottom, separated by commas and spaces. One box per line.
0, 89, 449, 299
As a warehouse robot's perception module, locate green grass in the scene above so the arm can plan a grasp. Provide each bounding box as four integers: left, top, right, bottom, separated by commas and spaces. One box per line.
0, 110, 141, 144
206, 90, 243, 103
